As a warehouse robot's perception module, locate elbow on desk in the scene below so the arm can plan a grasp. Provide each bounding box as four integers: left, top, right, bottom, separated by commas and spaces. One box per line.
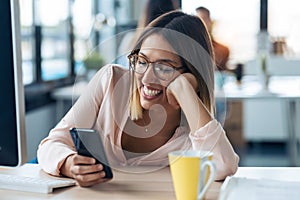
215, 153, 239, 181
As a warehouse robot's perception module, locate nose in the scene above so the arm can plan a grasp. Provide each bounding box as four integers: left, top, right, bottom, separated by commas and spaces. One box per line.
141, 64, 159, 84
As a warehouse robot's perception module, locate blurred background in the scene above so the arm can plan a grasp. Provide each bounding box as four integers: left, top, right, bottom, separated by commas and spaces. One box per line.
17, 0, 300, 166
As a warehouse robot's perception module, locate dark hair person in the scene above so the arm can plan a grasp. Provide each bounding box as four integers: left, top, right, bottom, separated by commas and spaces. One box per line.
118, 0, 178, 62
139, 0, 178, 28
196, 6, 230, 71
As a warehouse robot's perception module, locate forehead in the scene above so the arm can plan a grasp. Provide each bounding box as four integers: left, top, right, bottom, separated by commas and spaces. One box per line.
140, 33, 178, 58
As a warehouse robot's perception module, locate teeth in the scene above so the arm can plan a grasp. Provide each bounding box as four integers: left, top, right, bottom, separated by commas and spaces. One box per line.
143, 87, 160, 96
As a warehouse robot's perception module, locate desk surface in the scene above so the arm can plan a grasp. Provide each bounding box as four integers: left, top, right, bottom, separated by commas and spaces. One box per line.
0, 164, 221, 200
219, 76, 300, 100
2, 164, 300, 200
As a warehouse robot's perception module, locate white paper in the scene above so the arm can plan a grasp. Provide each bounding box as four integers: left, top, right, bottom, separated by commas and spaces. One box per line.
219, 177, 300, 200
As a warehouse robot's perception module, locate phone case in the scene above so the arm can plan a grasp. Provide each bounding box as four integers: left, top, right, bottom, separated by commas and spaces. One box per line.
69, 128, 113, 179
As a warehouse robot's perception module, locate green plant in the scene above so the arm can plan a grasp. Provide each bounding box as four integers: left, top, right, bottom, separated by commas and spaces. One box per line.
83, 52, 105, 70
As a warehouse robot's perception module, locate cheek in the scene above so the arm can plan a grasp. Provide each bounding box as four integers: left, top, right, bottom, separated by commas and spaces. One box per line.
136, 72, 176, 91
159, 78, 176, 89
160, 72, 182, 88
159, 80, 171, 88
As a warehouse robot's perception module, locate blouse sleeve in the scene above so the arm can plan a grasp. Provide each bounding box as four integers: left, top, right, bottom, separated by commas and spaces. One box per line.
189, 119, 239, 181
37, 65, 112, 176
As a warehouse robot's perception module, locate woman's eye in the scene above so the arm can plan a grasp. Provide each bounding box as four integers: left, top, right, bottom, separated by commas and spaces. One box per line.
137, 57, 148, 66
156, 65, 173, 73
138, 61, 147, 67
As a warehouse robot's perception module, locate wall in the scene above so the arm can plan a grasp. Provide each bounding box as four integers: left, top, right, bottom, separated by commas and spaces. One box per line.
243, 100, 286, 141
25, 104, 57, 161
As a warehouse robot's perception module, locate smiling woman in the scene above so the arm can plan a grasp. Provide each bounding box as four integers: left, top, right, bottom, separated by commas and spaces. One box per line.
128, 33, 188, 120
37, 11, 239, 187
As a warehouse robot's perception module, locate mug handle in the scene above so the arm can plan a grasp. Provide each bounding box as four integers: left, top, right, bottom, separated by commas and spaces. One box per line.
197, 160, 216, 200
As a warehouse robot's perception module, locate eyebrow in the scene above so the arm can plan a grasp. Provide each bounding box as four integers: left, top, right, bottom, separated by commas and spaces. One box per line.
139, 52, 179, 65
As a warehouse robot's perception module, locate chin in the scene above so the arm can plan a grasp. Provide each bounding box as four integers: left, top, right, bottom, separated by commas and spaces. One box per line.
140, 97, 153, 110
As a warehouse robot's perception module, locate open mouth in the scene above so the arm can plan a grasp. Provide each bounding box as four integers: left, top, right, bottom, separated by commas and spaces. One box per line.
142, 86, 162, 99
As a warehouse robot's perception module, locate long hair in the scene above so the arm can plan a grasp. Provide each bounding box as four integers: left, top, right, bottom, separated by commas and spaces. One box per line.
129, 11, 215, 120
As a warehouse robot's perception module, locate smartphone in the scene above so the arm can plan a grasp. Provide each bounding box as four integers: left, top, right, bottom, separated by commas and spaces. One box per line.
69, 128, 113, 179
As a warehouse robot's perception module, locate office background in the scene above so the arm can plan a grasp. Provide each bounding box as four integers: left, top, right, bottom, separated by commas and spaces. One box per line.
19, 0, 300, 165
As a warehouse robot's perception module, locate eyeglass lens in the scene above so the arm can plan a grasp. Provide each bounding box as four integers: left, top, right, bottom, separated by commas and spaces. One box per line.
131, 55, 178, 80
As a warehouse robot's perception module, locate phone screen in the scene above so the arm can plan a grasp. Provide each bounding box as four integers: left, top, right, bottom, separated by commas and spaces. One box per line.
69, 128, 113, 179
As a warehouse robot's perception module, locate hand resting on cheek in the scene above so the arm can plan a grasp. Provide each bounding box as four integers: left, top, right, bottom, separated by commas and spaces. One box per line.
166, 73, 198, 109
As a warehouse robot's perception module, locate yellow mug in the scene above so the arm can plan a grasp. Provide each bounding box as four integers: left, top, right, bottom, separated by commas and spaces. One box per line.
168, 150, 216, 200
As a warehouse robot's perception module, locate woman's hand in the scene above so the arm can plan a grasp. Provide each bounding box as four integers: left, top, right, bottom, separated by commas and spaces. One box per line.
60, 154, 110, 187
180, 73, 198, 91
166, 73, 198, 109
166, 72, 212, 133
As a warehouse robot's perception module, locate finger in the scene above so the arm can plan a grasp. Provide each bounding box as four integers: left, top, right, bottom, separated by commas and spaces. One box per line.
182, 73, 198, 91
72, 154, 96, 165
75, 171, 107, 187
71, 163, 103, 175
77, 178, 110, 187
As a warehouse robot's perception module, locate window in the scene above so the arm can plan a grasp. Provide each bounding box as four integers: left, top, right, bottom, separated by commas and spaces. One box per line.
38, 0, 70, 81
182, 0, 300, 64
20, 0, 35, 84
20, 0, 76, 111
268, 0, 300, 57
20, 0, 74, 86
19, 0, 118, 111
72, 0, 93, 75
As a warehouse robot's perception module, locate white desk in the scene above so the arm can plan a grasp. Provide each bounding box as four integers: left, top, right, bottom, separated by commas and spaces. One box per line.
234, 166, 300, 180
216, 76, 300, 166
1, 164, 300, 200
220, 167, 300, 200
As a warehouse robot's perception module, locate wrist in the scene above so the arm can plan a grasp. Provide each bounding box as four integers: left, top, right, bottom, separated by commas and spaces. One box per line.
59, 154, 75, 178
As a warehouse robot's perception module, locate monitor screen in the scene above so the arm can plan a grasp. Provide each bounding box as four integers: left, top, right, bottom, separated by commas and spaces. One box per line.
0, 0, 26, 167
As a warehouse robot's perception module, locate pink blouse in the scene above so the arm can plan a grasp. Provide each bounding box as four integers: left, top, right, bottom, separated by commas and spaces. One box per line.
37, 65, 239, 180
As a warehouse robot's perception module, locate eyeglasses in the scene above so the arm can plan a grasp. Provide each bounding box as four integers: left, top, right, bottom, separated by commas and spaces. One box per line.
128, 52, 186, 81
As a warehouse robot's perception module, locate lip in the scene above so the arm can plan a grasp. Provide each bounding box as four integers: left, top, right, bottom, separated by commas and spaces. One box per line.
141, 86, 162, 100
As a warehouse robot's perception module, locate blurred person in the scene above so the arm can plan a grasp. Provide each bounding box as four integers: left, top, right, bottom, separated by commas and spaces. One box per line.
196, 6, 230, 71
37, 11, 239, 187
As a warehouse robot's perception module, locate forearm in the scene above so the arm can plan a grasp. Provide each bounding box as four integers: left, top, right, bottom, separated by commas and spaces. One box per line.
37, 139, 76, 176
189, 120, 239, 180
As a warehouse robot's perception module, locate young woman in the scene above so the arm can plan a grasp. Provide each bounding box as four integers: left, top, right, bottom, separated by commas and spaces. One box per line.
37, 11, 239, 187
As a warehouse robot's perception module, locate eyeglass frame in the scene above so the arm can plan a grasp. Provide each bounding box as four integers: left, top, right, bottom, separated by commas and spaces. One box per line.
127, 50, 187, 81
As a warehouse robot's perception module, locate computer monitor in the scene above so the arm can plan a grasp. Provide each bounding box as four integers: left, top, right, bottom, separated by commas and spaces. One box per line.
0, 0, 27, 167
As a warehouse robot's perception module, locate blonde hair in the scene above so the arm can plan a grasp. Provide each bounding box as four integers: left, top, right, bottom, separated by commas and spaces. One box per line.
129, 70, 143, 120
